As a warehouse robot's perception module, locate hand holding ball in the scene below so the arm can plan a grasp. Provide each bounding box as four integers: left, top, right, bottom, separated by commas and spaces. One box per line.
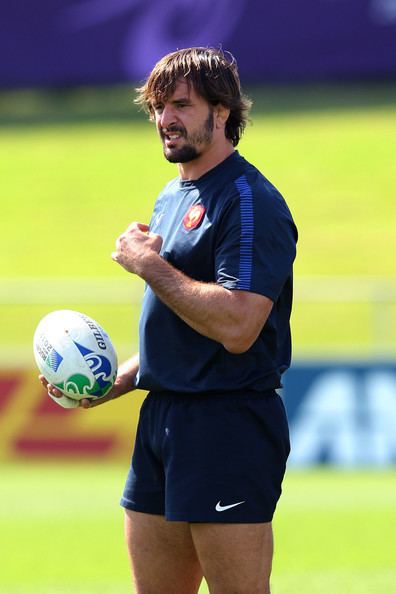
33, 310, 118, 406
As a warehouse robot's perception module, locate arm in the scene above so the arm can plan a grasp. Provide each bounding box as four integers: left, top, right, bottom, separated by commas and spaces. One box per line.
112, 223, 273, 354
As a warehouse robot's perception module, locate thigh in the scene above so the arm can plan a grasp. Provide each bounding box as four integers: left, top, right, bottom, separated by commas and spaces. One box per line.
191, 521, 273, 594
124, 510, 203, 594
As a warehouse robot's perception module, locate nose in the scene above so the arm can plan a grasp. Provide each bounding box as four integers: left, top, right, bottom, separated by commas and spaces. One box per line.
158, 104, 177, 130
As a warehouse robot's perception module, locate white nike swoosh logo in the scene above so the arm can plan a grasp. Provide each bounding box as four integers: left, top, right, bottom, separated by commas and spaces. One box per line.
215, 500, 245, 512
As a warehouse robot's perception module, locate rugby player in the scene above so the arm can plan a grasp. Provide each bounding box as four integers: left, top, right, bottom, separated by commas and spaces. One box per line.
41, 47, 297, 594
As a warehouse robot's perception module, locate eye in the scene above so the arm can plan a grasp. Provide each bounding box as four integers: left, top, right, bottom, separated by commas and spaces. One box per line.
153, 103, 164, 114
175, 101, 189, 109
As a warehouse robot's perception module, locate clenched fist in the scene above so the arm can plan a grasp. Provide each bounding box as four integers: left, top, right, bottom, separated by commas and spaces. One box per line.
112, 222, 163, 277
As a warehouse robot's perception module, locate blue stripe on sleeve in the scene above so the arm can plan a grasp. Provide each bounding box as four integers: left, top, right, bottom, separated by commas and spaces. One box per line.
234, 175, 254, 290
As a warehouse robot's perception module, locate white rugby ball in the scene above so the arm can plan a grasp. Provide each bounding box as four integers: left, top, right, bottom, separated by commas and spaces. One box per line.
33, 310, 118, 401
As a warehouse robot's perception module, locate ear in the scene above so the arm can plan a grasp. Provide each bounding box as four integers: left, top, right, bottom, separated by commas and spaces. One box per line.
214, 104, 230, 129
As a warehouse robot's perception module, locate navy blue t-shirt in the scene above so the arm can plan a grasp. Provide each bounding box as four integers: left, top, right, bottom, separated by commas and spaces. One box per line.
136, 151, 297, 393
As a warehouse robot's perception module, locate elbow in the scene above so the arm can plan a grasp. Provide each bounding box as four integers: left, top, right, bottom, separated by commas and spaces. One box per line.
219, 293, 272, 354
222, 333, 256, 355
224, 342, 251, 355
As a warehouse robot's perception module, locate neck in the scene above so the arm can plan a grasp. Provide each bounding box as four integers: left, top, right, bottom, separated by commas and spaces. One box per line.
177, 140, 234, 181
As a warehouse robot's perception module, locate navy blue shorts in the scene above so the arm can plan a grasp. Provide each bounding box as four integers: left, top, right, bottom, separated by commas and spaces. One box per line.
120, 389, 290, 523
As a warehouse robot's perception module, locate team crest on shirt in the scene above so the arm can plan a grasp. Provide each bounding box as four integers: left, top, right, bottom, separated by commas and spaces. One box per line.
183, 204, 206, 230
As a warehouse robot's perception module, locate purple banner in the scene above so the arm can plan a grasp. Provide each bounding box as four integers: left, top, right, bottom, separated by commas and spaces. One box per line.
1, 0, 396, 88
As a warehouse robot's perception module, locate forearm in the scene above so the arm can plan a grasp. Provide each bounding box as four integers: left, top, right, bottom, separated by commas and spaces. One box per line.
113, 353, 139, 396
112, 222, 272, 353
111, 222, 231, 339
140, 253, 259, 353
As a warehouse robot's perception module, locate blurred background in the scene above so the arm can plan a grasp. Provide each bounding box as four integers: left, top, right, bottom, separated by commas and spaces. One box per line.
1, 1, 395, 593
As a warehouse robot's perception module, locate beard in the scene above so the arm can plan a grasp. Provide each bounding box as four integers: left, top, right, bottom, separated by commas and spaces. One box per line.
162, 111, 214, 163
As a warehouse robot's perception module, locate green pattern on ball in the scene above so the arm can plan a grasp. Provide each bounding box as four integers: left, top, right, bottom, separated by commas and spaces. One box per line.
65, 374, 92, 395
87, 378, 112, 397
55, 375, 112, 398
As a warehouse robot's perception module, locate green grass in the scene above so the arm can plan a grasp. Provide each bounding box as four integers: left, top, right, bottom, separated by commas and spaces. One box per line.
1, 87, 395, 593
2, 106, 395, 278
272, 470, 396, 593
0, 464, 395, 593
1, 84, 396, 358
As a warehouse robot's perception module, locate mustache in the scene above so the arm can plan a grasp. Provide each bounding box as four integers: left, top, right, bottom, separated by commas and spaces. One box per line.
161, 126, 186, 137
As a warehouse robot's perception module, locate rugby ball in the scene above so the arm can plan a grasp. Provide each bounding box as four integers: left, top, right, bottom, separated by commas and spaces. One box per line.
33, 310, 118, 401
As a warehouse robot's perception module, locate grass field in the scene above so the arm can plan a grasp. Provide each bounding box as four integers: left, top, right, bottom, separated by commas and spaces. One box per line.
2, 88, 395, 279
1, 84, 396, 359
0, 85, 395, 592
1, 464, 395, 593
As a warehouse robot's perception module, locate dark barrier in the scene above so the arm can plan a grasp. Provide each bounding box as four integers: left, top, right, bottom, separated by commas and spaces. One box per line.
282, 361, 396, 467
2, 0, 396, 88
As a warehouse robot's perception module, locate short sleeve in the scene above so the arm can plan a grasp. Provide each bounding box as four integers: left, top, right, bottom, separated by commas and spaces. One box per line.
215, 174, 297, 301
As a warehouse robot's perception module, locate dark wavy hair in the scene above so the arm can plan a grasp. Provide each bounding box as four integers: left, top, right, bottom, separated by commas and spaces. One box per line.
135, 47, 252, 147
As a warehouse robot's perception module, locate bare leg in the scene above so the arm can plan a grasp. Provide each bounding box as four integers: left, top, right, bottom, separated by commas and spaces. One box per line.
124, 510, 203, 594
191, 521, 273, 594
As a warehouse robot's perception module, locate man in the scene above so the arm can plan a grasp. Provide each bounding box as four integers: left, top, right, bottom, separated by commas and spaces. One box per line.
41, 47, 297, 594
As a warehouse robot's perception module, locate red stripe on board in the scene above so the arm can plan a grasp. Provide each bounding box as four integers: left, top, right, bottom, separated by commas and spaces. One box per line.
35, 392, 75, 415
0, 376, 22, 414
13, 436, 116, 457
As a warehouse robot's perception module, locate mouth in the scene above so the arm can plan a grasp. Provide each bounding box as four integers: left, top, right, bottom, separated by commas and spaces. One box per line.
162, 128, 184, 147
